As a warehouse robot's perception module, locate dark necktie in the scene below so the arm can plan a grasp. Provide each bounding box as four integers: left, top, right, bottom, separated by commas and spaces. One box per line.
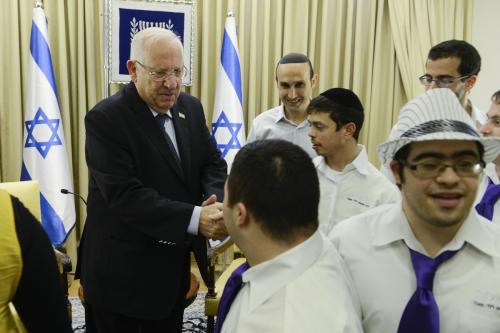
475, 177, 500, 221
155, 114, 181, 167
215, 261, 250, 333
397, 248, 458, 333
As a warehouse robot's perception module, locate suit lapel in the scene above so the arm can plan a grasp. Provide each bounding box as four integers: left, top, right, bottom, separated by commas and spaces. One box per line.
171, 103, 192, 180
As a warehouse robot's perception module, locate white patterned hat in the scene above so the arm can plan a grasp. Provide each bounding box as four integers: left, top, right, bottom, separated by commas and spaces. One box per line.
377, 88, 500, 166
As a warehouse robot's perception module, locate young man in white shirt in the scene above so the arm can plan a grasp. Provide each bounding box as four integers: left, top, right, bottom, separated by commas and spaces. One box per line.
217, 139, 362, 333
308, 88, 399, 233
421, 39, 485, 127
475, 90, 500, 223
382, 39, 485, 182
331, 88, 500, 333
246, 53, 318, 157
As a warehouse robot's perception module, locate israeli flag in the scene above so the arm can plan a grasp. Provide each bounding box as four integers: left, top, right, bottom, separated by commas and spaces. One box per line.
21, 5, 75, 245
211, 13, 245, 170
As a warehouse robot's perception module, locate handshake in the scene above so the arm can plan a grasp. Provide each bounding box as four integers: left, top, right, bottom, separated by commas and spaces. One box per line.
198, 194, 228, 240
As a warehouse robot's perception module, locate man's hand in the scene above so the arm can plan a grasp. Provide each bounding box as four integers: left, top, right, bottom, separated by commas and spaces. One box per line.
199, 196, 228, 240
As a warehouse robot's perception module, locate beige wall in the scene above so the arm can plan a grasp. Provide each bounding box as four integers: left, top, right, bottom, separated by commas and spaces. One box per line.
470, 0, 500, 111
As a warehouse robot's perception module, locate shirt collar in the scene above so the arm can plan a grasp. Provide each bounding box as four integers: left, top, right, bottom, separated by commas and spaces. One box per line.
313, 145, 369, 179
371, 205, 500, 258
484, 163, 499, 184
274, 104, 309, 128
150, 107, 172, 118
242, 230, 325, 312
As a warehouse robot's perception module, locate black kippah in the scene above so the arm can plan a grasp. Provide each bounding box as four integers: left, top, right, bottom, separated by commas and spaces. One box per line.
320, 88, 364, 113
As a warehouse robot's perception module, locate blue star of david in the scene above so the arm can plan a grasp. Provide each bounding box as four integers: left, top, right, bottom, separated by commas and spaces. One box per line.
24, 107, 62, 159
211, 111, 242, 157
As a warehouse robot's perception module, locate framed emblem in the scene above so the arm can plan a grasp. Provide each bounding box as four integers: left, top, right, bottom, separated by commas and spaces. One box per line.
105, 0, 195, 85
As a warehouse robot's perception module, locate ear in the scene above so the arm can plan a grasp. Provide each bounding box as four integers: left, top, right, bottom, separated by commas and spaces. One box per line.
310, 73, 319, 89
389, 160, 402, 185
464, 75, 477, 92
235, 202, 250, 228
127, 60, 138, 81
343, 122, 356, 139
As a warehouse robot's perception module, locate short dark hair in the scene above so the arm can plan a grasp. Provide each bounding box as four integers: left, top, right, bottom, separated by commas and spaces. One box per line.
307, 88, 364, 140
427, 40, 481, 76
275, 53, 314, 80
227, 140, 319, 243
492, 90, 500, 104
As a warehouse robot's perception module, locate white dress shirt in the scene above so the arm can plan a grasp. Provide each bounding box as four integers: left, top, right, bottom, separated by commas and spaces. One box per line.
221, 231, 362, 333
246, 105, 316, 157
474, 162, 500, 224
315, 145, 400, 233
330, 204, 500, 333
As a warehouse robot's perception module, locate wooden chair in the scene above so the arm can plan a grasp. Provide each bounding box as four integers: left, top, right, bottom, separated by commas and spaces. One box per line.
205, 237, 246, 333
0, 180, 73, 321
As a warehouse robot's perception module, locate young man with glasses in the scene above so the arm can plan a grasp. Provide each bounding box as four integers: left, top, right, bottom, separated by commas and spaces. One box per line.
80, 27, 228, 332
420, 39, 485, 128
330, 88, 500, 333
475, 90, 500, 224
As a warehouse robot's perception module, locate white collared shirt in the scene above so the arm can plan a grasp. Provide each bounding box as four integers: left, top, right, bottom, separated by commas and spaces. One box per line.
246, 105, 316, 158
221, 231, 362, 333
474, 162, 500, 224
471, 102, 487, 129
315, 145, 400, 233
330, 204, 500, 333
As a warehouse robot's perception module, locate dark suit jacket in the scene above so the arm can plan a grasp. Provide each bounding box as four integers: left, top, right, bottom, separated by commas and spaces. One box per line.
80, 83, 227, 319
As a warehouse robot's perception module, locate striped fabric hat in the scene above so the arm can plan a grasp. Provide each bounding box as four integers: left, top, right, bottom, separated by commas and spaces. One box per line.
377, 88, 500, 166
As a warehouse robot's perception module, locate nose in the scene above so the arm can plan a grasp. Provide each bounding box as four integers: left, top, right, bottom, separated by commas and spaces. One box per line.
428, 80, 439, 90
162, 76, 178, 89
288, 87, 297, 99
480, 123, 491, 136
436, 165, 460, 185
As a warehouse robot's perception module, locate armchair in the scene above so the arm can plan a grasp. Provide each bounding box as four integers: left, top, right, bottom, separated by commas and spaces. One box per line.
0, 180, 73, 321
205, 237, 246, 333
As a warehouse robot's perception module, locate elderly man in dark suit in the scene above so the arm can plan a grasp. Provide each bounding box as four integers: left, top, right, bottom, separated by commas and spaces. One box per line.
80, 27, 228, 332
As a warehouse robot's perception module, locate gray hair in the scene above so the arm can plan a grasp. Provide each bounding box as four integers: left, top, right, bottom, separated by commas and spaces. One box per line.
130, 27, 183, 63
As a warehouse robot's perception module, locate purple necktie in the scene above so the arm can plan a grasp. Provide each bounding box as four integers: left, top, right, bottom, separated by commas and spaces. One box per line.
397, 248, 458, 333
475, 177, 500, 221
214, 261, 249, 333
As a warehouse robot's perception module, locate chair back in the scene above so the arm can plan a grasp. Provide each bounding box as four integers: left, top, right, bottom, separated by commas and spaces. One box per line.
0, 181, 41, 221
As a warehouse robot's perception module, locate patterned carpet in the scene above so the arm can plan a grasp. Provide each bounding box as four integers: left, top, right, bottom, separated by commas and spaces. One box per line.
70, 292, 208, 332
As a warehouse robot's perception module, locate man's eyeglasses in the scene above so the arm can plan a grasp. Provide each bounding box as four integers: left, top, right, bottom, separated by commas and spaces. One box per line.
418, 74, 471, 88
398, 159, 484, 179
135, 60, 186, 81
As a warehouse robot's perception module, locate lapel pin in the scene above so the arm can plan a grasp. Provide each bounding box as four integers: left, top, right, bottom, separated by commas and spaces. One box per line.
178, 112, 186, 119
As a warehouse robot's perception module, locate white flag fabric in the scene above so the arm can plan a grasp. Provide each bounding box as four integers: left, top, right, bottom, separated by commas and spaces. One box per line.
211, 15, 245, 170
21, 6, 75, 245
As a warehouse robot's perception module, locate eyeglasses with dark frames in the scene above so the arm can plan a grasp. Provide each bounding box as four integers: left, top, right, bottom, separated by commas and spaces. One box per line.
398, 159, 484, 178
418, 74, 471, 88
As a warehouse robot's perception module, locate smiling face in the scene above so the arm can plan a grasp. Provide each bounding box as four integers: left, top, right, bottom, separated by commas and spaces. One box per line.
276, 62, 317, 116
128, 37, 183, 113
392, 140, 480, 230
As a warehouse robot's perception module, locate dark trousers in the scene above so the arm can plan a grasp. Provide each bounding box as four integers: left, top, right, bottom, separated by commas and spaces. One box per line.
84, 299, 184, 333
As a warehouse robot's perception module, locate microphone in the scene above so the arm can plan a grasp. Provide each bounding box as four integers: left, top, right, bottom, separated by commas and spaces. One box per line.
61, 188, 87, 205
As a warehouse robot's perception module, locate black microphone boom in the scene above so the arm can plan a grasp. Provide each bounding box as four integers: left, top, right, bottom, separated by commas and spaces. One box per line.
61, 188, 87, 205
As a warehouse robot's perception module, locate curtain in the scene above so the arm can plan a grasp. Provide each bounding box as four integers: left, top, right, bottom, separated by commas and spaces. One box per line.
0, 0, 472, 267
